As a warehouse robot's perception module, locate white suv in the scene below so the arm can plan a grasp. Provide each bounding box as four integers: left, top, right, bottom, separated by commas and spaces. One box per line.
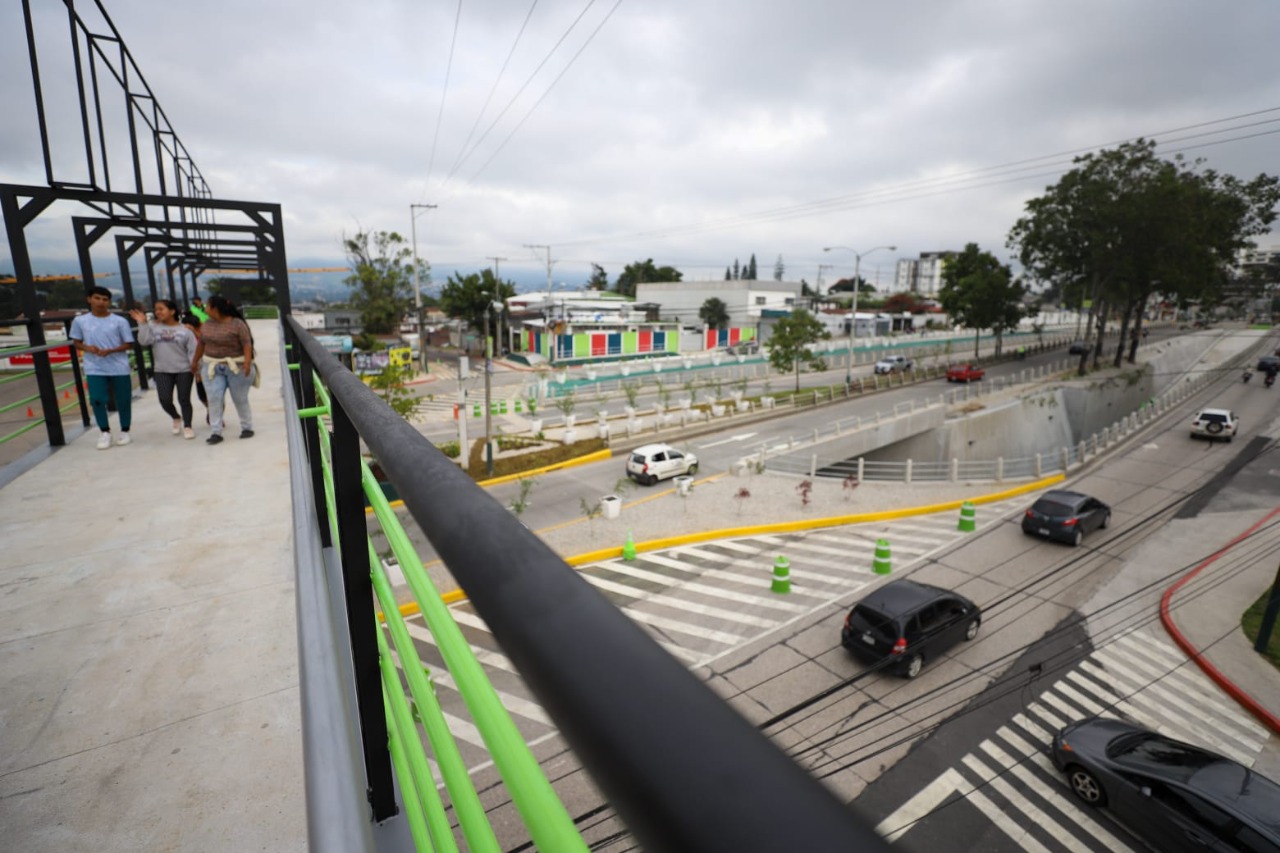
874, 355, 913, 374
1190, 408, 1238, 442
625, 443, 698, 486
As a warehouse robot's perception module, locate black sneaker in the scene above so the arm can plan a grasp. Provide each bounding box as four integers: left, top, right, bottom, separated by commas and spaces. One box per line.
239, 430, 255, 439
206, 434, 224, 445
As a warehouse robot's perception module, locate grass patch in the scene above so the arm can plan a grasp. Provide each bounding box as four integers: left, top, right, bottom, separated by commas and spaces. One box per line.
466, 436, 608, 480
1241, 590, 1280, 670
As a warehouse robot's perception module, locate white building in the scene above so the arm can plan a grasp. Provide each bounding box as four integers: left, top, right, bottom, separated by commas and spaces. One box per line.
895, 251, 956, 297
633, 279, 803, 327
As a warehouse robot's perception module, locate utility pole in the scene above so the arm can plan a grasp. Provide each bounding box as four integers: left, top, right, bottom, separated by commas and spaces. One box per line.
487, 255, 508, 356
524, 243, 554, 361
410, 203, 437, 373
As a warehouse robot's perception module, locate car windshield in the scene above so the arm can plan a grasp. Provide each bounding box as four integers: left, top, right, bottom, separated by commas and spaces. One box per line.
1200, 413, 1227, 423
849, 605, 896, 642
1030, 499, 1074, 517
1108, 732, 1222, 782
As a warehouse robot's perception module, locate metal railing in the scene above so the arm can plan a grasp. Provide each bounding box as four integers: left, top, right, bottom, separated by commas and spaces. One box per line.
282, 316, 886, 850
765, 335, 1268, 484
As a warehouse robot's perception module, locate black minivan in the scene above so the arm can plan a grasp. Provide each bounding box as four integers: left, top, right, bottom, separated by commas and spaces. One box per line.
841, 580, 981, 678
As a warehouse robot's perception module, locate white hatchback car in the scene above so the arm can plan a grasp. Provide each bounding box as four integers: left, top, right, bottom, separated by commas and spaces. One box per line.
1190, 408, 1238, 442
625, 443, 698, 485
874, 355, 913, 374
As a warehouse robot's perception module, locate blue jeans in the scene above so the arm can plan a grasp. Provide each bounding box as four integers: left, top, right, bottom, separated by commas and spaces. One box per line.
207, 363, 255, 435
86, 374, 133, 432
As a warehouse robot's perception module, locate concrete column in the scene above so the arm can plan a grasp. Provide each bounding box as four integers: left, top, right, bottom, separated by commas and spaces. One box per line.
1061, 447, 1070, 472
810, 454, 818, 478
905, 458, 913, 483
1035, 453, 1042, 477
857, 457, 865, 482
996, 457, 1004, 481
950, 457, 959, 482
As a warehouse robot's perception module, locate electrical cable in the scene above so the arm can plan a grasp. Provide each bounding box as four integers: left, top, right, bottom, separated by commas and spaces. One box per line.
440, 1, 540, 192
423, 0, 466, 198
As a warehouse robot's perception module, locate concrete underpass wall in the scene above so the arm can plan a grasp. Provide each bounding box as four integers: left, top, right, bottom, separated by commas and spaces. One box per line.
862, 331, 1265, 465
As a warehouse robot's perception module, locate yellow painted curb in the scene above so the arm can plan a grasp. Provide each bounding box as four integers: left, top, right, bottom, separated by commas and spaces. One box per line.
366, 448, 614, 514
563, 473, 1066, 567
382, 472, 1067, 610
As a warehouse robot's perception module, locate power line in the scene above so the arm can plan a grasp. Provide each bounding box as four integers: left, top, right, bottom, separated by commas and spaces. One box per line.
424, 0, 466, 196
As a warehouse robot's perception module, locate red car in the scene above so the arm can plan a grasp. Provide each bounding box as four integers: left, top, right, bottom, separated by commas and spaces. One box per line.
946, 363, 985, 383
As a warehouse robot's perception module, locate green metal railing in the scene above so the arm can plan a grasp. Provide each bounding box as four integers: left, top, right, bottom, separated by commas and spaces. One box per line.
301, 370, 587, 851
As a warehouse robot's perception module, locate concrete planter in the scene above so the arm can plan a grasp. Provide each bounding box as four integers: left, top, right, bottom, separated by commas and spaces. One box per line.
674, 475, 694, 496
601, 494, 621, 519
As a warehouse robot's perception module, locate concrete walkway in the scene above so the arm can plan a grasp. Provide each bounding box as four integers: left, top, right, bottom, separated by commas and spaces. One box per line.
0, 321, 305, 851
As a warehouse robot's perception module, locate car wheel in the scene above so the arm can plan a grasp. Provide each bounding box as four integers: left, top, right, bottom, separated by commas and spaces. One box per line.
1072, 529, 1083, 547
1100, 512, 1110, 530
903, 654, 924, 679
644, 474, 656, 486
686, 462, 698, 476
1067, 767, 1107, 806
965, 620, 979, 641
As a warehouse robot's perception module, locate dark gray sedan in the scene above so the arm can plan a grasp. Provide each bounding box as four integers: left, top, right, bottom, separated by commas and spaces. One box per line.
1051, 718, 1280, 851
1021, 489, 1111, 546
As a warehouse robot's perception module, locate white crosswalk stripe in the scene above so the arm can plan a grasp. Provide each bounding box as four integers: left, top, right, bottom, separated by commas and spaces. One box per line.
875, 628, 1269, 850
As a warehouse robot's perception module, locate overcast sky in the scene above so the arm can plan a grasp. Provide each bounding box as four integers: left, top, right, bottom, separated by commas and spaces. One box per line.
2, 0, 1279, 294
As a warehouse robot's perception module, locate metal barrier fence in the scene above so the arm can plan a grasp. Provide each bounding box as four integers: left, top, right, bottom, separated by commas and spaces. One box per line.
765, 334, 1267, 483
281, 317, 886, 851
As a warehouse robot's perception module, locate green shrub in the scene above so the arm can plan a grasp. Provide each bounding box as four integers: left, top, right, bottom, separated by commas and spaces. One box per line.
467, 436, 609, 480
439, 440, 461, 458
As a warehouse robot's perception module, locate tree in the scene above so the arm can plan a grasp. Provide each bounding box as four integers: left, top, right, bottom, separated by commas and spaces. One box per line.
205, 276, 277, 306
732, 259, 740, 280
766, 309, 831, 391
1010, 139, 1280, 372
614, 259, 682, 297
746, 254, 758, 280
937, 243, 1026, 358
343, 230, 419, 334
828, 277, 874, 296
367, 363, 417, 420
586, 263, 609, 291
724, 267, 732, 281
773, 255, 785, 281
883, 292, 925, 314
439, 269, 517, 333
698, 297, 730, 330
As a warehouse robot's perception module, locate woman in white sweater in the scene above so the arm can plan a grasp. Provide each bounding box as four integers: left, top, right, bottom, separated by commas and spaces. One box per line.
129, 300, 200, 439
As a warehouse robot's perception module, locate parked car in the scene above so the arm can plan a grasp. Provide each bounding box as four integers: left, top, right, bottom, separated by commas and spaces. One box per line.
1190, 408, 1238, 442
1021, 489, 1111, 546
840, 580, 980, 679
624, 443, 698, 486
1257, 355, 1280, 373
1069, 340, 1090, 355
1051, 718, 1280, 851
945, 363, 985, 383
874, 355, 913, 375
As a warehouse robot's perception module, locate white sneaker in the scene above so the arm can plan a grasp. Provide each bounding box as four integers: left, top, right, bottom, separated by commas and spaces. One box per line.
96, 432, 112, 450
183, 427, 196, 440
172, 418, 182, 435
115, 432, 132, 446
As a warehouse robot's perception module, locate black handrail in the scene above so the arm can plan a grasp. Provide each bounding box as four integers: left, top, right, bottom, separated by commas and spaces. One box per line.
284, 316, 886, 850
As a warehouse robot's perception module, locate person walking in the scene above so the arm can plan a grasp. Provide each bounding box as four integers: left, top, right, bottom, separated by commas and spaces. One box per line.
182, 311, 209, 422
129, 300, 199, 439
70, 286, 136, 450
191, 295, 257, 445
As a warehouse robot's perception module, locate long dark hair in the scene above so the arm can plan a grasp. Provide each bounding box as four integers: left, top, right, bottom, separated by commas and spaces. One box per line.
207, 295, 246, 321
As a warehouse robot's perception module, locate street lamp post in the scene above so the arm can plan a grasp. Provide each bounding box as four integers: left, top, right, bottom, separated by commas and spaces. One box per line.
410, 203, 437, 373
823, 244, 896, 385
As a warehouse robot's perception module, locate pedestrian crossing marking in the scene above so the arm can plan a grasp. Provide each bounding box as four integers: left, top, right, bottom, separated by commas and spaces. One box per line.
962, 752, 1088, 853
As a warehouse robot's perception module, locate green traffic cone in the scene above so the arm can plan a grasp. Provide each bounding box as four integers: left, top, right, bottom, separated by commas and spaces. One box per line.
622, 530, 637, 561
771, 555, 791, 594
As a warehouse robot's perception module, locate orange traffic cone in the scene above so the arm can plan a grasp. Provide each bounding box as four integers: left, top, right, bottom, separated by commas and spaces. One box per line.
27, 407, 34, 417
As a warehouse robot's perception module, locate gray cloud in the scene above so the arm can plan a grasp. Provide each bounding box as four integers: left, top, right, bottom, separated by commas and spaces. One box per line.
3, 0, 1279, 291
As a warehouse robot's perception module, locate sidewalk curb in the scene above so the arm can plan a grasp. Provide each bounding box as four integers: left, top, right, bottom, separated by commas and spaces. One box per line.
1159, 506, 1280, 736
